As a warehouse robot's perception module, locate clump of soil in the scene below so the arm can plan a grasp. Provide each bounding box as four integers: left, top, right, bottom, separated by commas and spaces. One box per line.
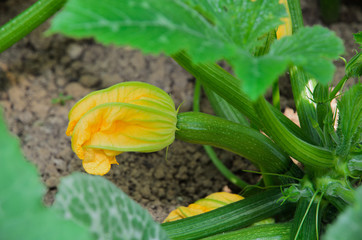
0, 0, 361, 222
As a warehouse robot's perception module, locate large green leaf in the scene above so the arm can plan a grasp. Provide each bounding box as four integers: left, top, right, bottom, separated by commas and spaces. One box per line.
323, 186, 362, 240
270, 26, 344, 84
184, 0, 285, 51
50, 0, 343, 100
0, 109, 92, 240
50, 0, 236, 63
53, 172, 169, 240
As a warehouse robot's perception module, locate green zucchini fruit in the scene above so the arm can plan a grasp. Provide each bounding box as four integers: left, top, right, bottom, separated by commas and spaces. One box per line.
162, 189, 294, 240
176, 112, 293, 174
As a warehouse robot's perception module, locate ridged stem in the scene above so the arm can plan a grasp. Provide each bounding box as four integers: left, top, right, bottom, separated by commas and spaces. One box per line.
172, 51, 311, 143
253, 97, 335, 169
287, 0, 320, 144
0, 0, 66, 53
290, 195, 320, 240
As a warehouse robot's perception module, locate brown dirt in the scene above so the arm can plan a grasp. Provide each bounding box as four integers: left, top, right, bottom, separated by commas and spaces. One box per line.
0, 0, 361, 222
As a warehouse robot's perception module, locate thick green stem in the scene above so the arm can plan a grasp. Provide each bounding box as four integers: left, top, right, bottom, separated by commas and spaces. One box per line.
330, 75, 348, 99
0, 0, 66, 53
289, 67, 320, 145
254, 97, 335, 169
287, 0, 304, 33
287, 0, 320, 145
272, 81, 281, 110
162, 189, 293, 240
202, 223, 291, 240
176, 112, 293, 174
290, 195, 320, 240
203, 146, 248, 189
172, 52, 311, 143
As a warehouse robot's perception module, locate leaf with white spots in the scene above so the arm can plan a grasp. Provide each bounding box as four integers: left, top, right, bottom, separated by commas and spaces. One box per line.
53, 172, 169, 240
0, 110, 92, 240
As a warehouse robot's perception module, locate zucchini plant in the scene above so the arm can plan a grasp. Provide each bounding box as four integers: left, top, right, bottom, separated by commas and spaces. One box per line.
0, 0, 361, 239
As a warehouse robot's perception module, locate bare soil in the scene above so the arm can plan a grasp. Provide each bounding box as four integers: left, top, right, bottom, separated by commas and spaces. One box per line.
0, 0, 361, 222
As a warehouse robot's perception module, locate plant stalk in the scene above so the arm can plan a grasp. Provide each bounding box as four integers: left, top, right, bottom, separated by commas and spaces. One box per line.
172, 51, 311, 143
0, 0, 66, 53
253, 97, 335, 169
287, 0, 320, 145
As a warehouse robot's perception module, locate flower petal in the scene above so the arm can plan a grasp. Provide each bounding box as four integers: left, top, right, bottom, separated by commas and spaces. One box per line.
72, 103, 176, 160
163, 192, 244, 222
82, 148, 120, 176
67, 81, 175, 136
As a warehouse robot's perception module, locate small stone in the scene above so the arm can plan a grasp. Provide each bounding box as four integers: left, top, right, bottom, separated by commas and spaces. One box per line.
45, 177, 59, 188
79, 75, 100, 88
8, 86, 27, 111
67, 43, 83, 60
55, 77, 67, 87
100, 73, 124, 88
154, 167, 165, 179
65, 82, 90, 99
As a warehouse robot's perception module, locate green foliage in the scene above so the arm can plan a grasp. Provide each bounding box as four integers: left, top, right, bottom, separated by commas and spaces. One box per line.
53, 173, 169, 240
346, 32, 362, 78
185, 0, 286, 51
0, 109, 92, 240
323, 186, 362, 240
354, 31, 362, 47
50, 0, 343, 100
270, 26, 344, 85
52, 93, 73, 105
336, 84, 362, 157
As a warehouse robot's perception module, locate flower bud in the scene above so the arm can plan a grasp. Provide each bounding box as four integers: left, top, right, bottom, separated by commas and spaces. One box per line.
66, 82, 177, 175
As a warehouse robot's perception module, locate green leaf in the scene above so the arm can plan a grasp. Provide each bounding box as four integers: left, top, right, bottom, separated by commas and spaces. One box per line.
336, 84, 362, 157
184, 0, 285, 51
346, 52, 362, 78
323, 186, 362, 240
0, 109, 92, 240
346, 32, 362, 78
53, 172, 169, 240
354, 31, 362, 47
235, 26, 344, 100
50, 0, 285, 63
231, 52, 288, 99
270, 25, 345, 84
50, 0, 343, 101
50, 0, 236, 63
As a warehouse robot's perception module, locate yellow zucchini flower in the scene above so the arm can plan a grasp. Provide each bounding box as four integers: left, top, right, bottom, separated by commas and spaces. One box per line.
164, 192, 244, 222
66, 82, 177, 175
276, 0, 292, 39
